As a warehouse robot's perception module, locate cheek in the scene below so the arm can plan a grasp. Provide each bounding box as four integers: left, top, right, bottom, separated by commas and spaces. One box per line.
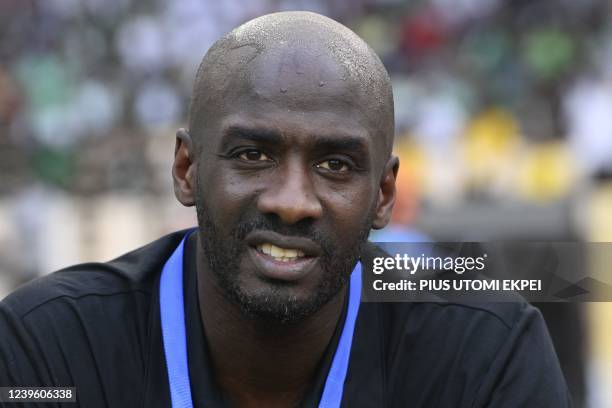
317, 180, 377, 229
198, 165, 262, 223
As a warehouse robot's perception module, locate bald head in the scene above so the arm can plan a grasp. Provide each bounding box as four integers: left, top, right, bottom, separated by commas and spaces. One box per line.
188, 11, 395, 158
173, 13, 400, 322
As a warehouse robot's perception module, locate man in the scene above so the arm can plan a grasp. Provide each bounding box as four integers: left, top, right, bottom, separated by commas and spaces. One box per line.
0, 12, 570, 407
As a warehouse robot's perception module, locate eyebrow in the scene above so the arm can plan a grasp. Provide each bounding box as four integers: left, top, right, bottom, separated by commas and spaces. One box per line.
220, 126, 284, 150
220, 125, 369, 154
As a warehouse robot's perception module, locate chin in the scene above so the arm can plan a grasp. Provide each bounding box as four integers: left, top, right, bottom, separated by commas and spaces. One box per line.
231, 281, 340, 325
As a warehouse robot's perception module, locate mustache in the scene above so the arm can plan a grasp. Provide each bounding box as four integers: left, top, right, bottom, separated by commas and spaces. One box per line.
234, 215, 332, 252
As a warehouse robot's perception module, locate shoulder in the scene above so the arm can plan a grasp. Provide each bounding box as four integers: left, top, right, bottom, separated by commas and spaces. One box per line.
0, 231, 190, 403
373, 299, 540, 352
407, 299, 538, 330
367, 295, 567, 405
1, 229, 189, 319
358, 243, 569, 405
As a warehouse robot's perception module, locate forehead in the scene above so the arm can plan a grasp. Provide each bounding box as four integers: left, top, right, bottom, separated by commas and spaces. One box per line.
203, 43, 383, 154
249, 42, 351, 104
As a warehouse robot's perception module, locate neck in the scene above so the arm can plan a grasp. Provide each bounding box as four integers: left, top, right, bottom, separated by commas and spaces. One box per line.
196, 236, 346, 407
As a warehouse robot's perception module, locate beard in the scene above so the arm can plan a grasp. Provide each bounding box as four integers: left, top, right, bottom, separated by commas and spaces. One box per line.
195, 192, 374, 325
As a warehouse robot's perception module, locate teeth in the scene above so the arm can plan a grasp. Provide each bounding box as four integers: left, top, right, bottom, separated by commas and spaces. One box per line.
262, 243, 272, 255
271, 245, 283, 257
256, 243, 306, 261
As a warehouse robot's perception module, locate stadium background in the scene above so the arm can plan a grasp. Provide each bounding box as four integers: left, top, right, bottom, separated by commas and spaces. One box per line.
1, 0, 611, 406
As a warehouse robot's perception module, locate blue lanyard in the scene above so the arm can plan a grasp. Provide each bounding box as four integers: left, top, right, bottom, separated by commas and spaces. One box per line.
160, 233, 362, 408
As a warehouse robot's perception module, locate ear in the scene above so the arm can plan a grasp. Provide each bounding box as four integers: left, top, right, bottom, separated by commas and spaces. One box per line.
172, 128, 197, 207
372, 155, 399, 230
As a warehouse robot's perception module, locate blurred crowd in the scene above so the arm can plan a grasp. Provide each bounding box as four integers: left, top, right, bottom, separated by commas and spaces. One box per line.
2, 0, 612, 200
1, 1, 612, 405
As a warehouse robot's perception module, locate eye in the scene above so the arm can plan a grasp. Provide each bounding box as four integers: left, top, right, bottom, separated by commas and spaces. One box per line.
317, 159, 349, 172
239, 149, 270, 161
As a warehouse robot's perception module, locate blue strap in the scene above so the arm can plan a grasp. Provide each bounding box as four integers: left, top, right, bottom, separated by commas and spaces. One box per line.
160, 236, 194, 408
160, 233, 362, 408
318, 262, 362, 408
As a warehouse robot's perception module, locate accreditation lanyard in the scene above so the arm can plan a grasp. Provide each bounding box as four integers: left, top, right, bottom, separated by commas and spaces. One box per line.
159, 233, 362, 408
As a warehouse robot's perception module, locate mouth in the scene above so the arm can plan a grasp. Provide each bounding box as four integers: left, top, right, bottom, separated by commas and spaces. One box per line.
255, 243, 306, 262
245, 231, 321, 282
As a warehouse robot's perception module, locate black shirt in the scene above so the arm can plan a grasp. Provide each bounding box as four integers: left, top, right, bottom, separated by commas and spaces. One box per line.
0, 230, 571, 407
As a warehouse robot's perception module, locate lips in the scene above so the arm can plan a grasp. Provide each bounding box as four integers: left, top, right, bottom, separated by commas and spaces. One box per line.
245, 230, 321, 282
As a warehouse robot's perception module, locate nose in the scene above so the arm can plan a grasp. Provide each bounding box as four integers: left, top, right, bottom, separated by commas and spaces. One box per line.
257, 161, 323, 225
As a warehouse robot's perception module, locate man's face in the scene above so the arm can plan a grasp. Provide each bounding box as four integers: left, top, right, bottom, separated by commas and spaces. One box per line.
190, 45, 390, 323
